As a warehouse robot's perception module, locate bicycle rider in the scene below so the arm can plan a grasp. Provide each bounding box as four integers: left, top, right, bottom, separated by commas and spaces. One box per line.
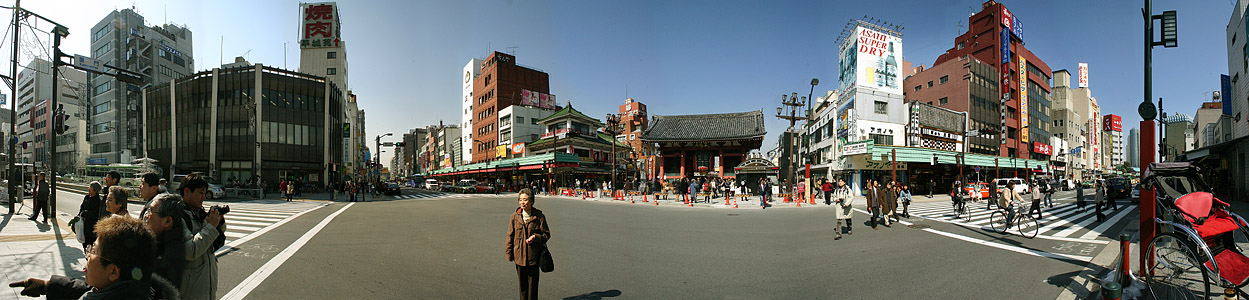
998, 182, 1025, 223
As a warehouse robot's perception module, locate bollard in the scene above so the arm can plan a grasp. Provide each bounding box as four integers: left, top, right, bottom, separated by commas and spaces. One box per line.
1227, 288, 1237, 300
1101, 282, 1121, 300
1119, 233, 1131, 288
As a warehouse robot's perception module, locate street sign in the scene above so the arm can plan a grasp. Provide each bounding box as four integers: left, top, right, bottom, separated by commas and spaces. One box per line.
74, 55, 104, 74
382, 142, 394, 147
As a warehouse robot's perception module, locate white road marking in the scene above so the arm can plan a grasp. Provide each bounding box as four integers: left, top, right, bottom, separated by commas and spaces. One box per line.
220, 203, 354, 300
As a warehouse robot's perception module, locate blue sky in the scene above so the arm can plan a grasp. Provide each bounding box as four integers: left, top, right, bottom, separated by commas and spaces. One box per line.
13, 0, 1236, 165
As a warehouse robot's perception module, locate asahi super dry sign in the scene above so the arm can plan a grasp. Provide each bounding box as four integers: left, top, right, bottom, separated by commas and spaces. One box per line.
838, 25, 902, 95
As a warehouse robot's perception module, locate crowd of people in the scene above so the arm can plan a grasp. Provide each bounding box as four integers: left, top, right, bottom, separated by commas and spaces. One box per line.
9, 171, 226, 300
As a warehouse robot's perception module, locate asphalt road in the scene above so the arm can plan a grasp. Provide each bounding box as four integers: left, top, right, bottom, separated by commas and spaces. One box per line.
204, 187, 1129, 299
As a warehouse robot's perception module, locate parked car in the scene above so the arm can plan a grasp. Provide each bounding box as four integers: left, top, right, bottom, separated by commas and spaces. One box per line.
172, 174, 225, 199
1081, 180, 1095, 188
1106, 178, 1131, 200
1059, 179, 1076, 191
962, 182, 990, 199
424, 179, 440, 190
453, 179, 479, 193
993, 178, 1028, 195
474, 182, 497, 194
384, 183, 402, 196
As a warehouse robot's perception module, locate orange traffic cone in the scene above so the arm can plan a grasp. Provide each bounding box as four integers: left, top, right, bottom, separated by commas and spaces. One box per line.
796, 200, 801, 207
688, 202, 694, 207
644, 193, 649, 202
654, 199, 659, 206
733, 200, 738, 208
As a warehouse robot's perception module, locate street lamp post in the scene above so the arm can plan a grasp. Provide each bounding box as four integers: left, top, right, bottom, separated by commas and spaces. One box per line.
777, 92, 808, 201
605, 113, 621, 193
375, 132, 393, 188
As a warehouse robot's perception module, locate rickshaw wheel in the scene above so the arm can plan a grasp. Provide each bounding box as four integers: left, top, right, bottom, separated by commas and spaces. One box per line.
1146, 232, 1211, 300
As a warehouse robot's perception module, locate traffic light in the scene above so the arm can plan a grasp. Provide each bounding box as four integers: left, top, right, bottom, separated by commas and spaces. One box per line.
395, 142, 405, 147
52, 105, 69, 135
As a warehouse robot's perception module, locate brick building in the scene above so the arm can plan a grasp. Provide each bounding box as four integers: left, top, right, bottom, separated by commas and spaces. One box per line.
471, 52, 550, 163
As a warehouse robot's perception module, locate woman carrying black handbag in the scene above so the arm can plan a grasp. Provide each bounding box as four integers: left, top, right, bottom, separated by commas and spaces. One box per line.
507, 188, 550, 300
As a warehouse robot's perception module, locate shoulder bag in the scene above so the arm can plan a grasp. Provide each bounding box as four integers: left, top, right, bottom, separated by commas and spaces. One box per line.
539, 245, 554, 273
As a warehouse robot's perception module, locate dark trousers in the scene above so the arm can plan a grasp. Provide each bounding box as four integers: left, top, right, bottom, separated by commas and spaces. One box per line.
824, 192, 831, 205
1029, 198, 1042, 218
1106, 198, 1119, 210
30, 197, 48, 220
870, 206, 880, 227
1096, 201, 1106, 221
516, 264, 540, 300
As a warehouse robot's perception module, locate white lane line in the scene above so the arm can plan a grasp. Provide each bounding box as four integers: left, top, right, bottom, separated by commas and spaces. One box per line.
215, 203, 330, 256
220, 202, 354, 300
225, 219, 272, 227
853, 208, 1094, 262
1078, 206, 1137, 240
227, 225, 264, 232
899, 207, 1110, 244
226, 215, 286, 223
224, 231, 247, 238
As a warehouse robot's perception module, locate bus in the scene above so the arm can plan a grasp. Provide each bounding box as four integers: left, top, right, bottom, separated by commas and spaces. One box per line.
84, 164, 156, 187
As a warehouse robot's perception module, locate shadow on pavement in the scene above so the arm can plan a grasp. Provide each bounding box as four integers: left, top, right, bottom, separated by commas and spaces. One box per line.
562, 289, 622, 300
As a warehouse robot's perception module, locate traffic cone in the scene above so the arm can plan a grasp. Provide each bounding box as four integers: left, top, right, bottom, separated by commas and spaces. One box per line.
796, 200, 801, 207
644, 193, 649, 202
654, 198, 659, 206
733, 200, 738, 208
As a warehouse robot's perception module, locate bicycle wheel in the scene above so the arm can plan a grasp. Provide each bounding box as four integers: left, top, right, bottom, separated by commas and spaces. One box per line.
964, 204, 974, 223
989, 210, 1008, 233
1145, 232, 1210, 300
1017, 213, 1039, 239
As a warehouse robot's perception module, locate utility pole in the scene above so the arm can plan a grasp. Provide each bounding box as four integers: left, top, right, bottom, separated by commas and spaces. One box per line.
48, 25, 66, 210
7, 0, 19, 212
1139, 0, 1176, 279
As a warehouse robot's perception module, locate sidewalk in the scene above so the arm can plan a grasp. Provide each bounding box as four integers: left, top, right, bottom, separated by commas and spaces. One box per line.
543, 191, 946, 209
0, 198, 85, 300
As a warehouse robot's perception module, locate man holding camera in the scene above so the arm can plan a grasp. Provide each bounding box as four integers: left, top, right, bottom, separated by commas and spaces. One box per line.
178, 173, 226, 300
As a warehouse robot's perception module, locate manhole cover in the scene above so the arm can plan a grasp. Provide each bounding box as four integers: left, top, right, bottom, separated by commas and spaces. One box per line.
727, 214, 740, 216
907, 224, 931, 229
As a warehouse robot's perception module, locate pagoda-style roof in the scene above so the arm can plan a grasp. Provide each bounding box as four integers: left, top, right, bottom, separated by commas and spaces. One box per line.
534, 102, 603, 127
641, 110, 766, 142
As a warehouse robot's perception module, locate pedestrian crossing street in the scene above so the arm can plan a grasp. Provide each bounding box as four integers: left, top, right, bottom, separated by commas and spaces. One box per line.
126, 199, 328, 244
904, 200, 1137, 243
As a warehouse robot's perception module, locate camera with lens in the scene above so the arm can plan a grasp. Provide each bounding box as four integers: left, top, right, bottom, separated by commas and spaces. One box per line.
210, 205, 230, 215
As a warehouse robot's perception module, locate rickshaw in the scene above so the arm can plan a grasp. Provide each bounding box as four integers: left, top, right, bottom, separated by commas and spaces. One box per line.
1141, 162, 1249, 299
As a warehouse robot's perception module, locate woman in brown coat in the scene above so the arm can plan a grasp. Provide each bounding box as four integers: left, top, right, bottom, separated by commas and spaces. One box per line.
507, 188, 550, 300
865, 180, 878, 229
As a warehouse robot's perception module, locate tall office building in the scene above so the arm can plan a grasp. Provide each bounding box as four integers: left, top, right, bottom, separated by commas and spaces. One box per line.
470, 51, 550, 163
462, 58, 482, 165
930, 0, 1053, 160
15, 59, 89, 172
297, 2, 360, 177
89, 8, 193, 165
1127, 128, 1140, 168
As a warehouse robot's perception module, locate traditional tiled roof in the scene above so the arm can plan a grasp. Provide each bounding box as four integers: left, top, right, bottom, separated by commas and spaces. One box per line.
640, 110, 766, 141
534, 102, 602, 126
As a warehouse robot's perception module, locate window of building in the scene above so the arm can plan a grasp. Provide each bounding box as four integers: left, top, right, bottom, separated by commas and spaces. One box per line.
92, 26, 110, 42
940, 76, 948, 84
516, 116, 524, 124
327, 68, 337, 75
93, 81, 112, 96
93, 121, 112, 134
91, 142, 111, 154
927, 81, 933, 88
957, 41, 965, 50
874, 101, 887, 114
327, 51, 337, 59
914, 85, 921, 91
94, 102, 111, 115
870, 134, 893, 146
939, 97, 948, 105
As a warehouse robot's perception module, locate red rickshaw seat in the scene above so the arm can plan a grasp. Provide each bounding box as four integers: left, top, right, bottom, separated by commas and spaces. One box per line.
1205, 250, 1249, 286
1176, 192, 1241, 238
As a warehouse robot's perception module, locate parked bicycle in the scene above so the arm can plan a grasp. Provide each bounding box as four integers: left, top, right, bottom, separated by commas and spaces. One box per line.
989, 201, 1039, 239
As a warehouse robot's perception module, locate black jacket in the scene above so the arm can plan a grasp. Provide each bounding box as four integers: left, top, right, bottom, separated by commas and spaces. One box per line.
78, 194, 104, 245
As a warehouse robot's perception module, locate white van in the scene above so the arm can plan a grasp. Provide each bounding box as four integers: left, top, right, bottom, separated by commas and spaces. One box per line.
424, 179, 440, 190
993, 178, 1029, 195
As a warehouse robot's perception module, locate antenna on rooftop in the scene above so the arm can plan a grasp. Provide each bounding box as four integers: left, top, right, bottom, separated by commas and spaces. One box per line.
506, 46, 518, 56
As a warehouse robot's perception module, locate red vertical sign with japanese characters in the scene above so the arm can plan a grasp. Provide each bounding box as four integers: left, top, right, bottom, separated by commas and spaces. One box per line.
301, 3, 340, 48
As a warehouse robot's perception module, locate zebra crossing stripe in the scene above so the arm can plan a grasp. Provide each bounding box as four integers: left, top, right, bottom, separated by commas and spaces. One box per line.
1078, 206, 1137, 240
905, 202, 1112, 244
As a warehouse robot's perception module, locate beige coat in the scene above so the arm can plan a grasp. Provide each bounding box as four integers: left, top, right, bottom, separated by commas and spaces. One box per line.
832, 186, 853, 220
181, 208, 225, 300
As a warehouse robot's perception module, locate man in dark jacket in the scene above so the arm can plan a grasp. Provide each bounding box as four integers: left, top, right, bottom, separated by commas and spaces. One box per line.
29, 173, 50, 222
866, 180, 879, 229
